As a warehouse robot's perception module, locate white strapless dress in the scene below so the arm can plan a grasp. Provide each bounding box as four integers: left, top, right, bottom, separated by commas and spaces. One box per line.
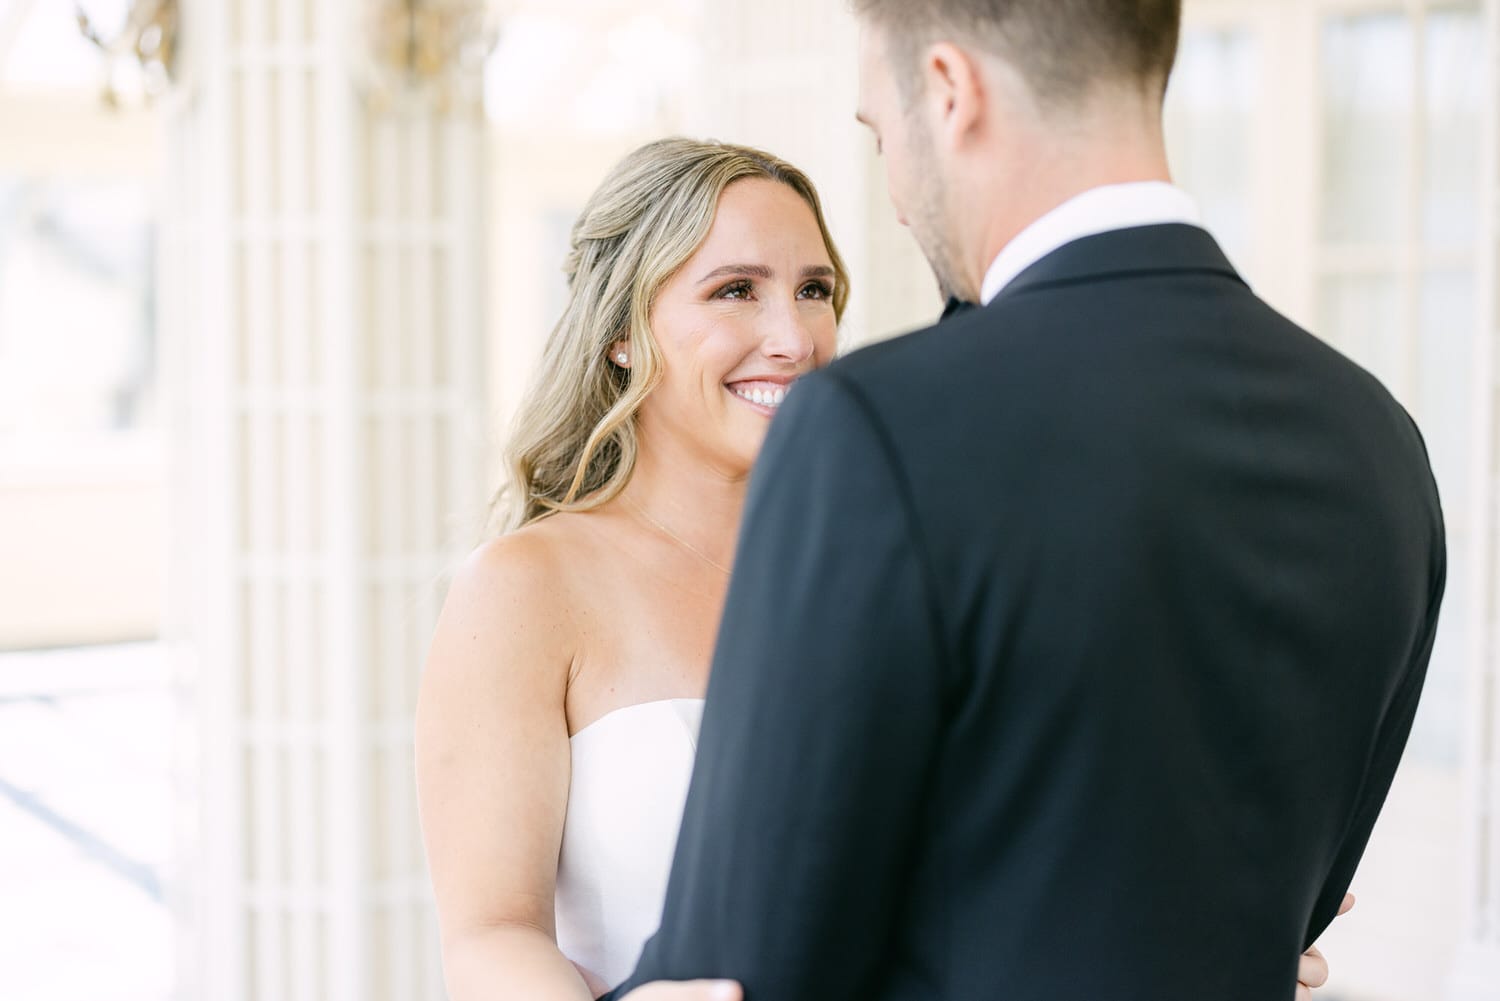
555, 697, 706, 988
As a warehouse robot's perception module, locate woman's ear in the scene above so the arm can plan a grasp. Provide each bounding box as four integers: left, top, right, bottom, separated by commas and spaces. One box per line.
609, 338, 631, 369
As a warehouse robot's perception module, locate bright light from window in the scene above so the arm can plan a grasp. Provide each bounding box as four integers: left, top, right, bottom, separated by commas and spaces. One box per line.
1, 0, 125, 93
484, 6, 701, 135
0, 175, 156, 447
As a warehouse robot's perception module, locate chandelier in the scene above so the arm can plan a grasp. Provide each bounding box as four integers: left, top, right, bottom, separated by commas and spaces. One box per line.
74, 0, 178, 107
364, 0, 499, 111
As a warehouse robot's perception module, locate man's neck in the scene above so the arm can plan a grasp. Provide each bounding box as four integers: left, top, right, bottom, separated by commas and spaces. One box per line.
976, 180, 1202, 304
962, 89, 1174, 297
973, 147, 1173, 295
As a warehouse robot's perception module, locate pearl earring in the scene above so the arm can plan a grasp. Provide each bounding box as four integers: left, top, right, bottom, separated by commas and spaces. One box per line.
616, 352, 629, 365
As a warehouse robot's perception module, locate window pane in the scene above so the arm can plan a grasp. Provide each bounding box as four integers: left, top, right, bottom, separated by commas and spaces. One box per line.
1317, 274, 1405, 397
1402, 268, 1475, 766
0, 176, 157, 442
1406, 541, 1466, 767
1422, 8, 1484, 247
1418, 269, 1474, 518
1321, 14, 1414, 244
1165, 28, 1258, 265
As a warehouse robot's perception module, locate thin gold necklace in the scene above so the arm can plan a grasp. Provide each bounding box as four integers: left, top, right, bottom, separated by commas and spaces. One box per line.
623, 495, 732, 577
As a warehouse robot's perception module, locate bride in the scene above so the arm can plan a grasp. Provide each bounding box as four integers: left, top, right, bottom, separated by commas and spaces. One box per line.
417, 138, 841, 1001
414, 137, 1346, 1001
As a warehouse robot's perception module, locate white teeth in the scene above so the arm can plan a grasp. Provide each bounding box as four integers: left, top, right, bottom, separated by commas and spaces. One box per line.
732, 385, 788, 409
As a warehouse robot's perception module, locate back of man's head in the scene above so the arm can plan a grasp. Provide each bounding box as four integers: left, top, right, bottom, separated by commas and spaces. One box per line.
852, 0, 1183, 113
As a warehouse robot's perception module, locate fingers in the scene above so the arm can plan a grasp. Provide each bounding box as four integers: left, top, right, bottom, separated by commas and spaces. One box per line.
1298, 944, 1329, 990
673, 982, 740, 1001
1297, 892, 1352, 999
624, 980, 743, 1001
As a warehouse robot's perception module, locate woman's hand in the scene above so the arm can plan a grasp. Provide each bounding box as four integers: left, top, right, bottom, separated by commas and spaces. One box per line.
612, 897, 1357, 1001
1296, 893, 1356, 1000
619, 980, 742, 1001
613, 897, 1359, 1001
620, 981, 742, 1001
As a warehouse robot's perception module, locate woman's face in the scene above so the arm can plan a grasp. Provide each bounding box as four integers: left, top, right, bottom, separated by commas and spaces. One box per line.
634, 178, 840, 479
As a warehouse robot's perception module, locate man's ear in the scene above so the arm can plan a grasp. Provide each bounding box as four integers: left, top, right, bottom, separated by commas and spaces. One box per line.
922, 42, 985, 148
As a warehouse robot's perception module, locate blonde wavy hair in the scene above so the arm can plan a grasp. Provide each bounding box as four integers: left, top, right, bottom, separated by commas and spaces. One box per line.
496, 137, 851, 531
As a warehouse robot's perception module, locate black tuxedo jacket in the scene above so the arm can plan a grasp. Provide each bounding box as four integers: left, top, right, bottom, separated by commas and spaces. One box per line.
604, 224, 1445, 1001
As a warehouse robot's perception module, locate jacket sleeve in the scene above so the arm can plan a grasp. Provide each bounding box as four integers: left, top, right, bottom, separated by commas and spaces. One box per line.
605, 370, 951, 1001
1302, 475, 1447, 950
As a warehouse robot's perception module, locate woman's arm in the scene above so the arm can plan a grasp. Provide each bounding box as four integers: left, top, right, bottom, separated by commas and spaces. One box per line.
416, 536, 742, 1001
416, 535, 595, 1001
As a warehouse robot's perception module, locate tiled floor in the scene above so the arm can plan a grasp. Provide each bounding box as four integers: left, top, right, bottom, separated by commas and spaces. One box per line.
0, 643, 174, 1001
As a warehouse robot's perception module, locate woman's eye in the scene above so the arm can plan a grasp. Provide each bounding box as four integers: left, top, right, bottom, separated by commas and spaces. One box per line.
716, 280, 753, 300
798, 281, 834, 301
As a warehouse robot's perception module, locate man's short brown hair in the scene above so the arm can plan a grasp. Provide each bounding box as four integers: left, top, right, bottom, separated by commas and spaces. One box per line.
854, 0, 1182, 109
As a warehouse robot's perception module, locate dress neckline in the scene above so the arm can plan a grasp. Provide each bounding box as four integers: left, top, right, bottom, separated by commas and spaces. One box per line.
569, 697, 707, 742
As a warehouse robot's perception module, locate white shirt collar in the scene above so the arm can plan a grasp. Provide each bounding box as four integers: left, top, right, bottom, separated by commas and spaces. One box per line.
979, 182, 1203, 305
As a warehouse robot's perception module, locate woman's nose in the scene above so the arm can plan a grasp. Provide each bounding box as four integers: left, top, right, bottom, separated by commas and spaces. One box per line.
762, 301, 817, 364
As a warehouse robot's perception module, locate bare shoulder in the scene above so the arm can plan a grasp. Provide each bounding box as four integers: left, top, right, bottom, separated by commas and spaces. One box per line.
422, 519, 585, 693
452, 525, 573, 625
422, 510, 622, 703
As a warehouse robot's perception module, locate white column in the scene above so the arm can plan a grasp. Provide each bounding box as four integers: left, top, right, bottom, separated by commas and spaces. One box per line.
1450, 0, 1500, 997
164, 2, 487, 999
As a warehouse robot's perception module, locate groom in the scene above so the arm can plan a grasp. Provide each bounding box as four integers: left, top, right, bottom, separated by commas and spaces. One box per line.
611, 2, 1445, 999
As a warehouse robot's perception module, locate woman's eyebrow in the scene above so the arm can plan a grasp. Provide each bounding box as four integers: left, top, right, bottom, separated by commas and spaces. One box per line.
697, 264, 836, 285
698, 264, 773, 284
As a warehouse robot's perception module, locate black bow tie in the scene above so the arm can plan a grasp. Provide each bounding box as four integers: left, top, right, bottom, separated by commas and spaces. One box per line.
941, 297, 977, 320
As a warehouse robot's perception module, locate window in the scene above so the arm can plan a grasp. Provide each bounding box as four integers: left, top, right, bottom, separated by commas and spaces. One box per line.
0, 0, 162, 467
0, 175, 157, 449
1317, 4, 1482, 766
1166, 26, 1259, 268
1171, 0, 1483, 768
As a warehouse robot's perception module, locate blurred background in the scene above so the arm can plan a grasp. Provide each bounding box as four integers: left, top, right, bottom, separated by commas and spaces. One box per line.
0, 0, 1493, 999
